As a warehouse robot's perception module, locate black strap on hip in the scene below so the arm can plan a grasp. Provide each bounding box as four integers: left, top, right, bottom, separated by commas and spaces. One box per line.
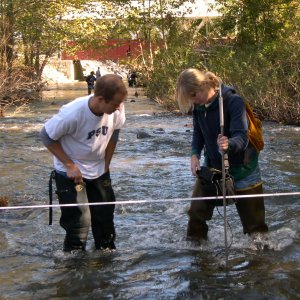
48, 170, 55, 225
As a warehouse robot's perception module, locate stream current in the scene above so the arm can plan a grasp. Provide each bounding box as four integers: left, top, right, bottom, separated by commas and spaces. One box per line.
0, 85, 299, 299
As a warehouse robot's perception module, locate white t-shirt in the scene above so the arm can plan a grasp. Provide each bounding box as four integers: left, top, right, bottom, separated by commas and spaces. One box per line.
45, 95, 125, 179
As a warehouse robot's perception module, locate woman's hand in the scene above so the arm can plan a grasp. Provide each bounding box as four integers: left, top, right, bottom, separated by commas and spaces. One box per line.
191, 155, 200, 176
217, 134, 229, 152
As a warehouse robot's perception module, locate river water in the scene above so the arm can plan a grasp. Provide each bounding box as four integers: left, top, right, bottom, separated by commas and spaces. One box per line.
0, 86, 299, 299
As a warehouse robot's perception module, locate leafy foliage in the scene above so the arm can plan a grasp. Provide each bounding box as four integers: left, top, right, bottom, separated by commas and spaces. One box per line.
205, 0, 300, 124
0, 0, 116, 79
213, 0, 299, 45
0, 0, 299, 123
146, 18, 206, 110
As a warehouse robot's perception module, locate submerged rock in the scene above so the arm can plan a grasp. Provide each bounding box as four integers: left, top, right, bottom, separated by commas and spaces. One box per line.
137, 130, 153, 139
153, 128, 165, 134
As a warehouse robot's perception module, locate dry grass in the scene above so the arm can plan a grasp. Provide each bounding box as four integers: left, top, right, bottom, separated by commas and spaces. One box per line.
0, 196, 9, 207
0, 68, 44, 117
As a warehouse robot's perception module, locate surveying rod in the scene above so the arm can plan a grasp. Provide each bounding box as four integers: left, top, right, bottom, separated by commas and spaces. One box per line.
219, 82, 229, 269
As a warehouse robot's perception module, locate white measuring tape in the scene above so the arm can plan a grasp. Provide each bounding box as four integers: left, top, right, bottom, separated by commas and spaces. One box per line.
0, 192, 299, 210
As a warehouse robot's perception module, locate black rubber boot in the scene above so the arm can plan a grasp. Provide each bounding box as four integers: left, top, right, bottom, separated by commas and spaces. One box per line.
187, 219, 208, 241
95, 233, 116, 250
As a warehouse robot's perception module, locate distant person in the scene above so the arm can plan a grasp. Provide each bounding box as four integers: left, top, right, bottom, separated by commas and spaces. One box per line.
86, 71, 97, 95
128, 71, 138, 88
40, 74, 127, 252
176, 68, 268, 242
126, 46, 131, 57
96, 67, 101, 79
127, 70, 132, 86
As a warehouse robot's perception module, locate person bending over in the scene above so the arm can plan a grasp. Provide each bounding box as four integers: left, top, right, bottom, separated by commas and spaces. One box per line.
40, 74, 127, 252
176, 69, 268, 241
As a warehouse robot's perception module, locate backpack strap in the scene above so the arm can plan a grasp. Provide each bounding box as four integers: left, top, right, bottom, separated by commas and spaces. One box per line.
222, 89, 264, 152
221, 89, 235, 123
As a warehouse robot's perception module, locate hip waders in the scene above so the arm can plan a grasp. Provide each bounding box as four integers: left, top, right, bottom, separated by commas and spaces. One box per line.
235, 183, 268, 234
187, 179, 268, 240
54, 171, 116, 251
85, 172, 116, 250
187, 178, 215, 240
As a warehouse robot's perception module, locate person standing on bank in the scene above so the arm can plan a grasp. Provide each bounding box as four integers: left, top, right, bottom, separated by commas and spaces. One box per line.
86, 71, 97, 95
96, 67, 101, 79
176, 68, 268, 241
40, 74, 127, 252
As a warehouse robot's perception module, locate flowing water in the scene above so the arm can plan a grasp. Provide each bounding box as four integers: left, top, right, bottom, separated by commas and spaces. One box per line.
0, 85, 299, 299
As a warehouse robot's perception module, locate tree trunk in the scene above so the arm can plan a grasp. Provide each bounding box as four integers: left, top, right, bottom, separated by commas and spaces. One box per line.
0, 0, 15, 73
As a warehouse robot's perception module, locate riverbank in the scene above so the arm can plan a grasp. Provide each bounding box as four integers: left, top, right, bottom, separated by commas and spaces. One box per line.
42, 81, 165, 116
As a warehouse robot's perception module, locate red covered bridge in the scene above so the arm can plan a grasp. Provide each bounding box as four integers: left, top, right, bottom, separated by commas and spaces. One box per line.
61, 39, 142, 61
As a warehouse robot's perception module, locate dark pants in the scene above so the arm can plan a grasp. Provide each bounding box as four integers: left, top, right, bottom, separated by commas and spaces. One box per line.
187, 178, 268, 240
128, 79, 136, 87
54, 171, 116, 251
87, 85, 94, 95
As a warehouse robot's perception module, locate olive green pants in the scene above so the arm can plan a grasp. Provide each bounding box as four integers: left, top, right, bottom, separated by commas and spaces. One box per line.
187, 178, 268, 240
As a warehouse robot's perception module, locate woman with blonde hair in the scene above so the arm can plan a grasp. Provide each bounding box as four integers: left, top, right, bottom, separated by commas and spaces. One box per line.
176, 68, 268, 242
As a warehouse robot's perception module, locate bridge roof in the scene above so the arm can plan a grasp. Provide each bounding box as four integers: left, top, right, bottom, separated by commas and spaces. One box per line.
63, 0, 219, 20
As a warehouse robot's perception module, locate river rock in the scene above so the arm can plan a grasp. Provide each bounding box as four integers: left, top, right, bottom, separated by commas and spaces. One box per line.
137, 130, 152, 139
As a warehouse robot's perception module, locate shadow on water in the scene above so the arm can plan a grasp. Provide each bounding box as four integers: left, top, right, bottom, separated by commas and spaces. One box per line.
0, 87, 299, 299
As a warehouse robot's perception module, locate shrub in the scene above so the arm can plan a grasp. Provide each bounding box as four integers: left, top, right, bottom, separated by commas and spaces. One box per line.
207, 40, 300, 125
0, 67, 44, 117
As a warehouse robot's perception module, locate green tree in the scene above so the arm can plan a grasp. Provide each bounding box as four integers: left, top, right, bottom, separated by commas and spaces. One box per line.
214, 0, 298, 45
0, 0, 118, 80
109, 0, 195, 81
206, 0, 300, 124
16, 0, 97, 80
0, 0, 116, 115
0, 0, 14, 72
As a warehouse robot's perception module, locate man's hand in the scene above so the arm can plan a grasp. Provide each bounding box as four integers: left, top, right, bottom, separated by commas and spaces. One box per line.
46, 141, 83, 184
65, 163, 83, 184
191, 154, 200, 176
217, 134, 229, 152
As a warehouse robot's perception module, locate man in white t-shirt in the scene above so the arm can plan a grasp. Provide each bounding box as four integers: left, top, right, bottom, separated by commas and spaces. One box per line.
40, 74, 127, 252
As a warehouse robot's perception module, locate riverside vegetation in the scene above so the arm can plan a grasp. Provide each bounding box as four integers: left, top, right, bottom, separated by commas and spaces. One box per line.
0, 0, 299, 125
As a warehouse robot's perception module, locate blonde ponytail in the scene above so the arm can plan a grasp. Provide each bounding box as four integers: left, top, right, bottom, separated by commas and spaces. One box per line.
204, 72, 221, 89
175, 69, 222, 113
